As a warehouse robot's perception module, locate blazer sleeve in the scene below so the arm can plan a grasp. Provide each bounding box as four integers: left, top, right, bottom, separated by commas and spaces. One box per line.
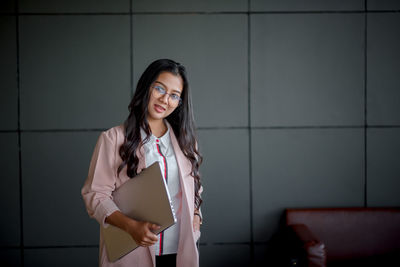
81, 131, 120, 228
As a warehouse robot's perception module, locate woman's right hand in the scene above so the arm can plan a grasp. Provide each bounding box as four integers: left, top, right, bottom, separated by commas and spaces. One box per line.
105, 211, 160, 247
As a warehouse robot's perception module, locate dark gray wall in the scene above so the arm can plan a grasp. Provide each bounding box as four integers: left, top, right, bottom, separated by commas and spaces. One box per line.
1, 0, 400, 266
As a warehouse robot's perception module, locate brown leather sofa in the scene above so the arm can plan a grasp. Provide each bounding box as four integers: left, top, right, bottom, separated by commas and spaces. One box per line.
284, 207, 400, 267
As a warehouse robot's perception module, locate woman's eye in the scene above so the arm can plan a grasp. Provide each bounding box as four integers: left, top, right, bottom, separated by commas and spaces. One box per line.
155, 86, 165, 93
171, 94, 180, 100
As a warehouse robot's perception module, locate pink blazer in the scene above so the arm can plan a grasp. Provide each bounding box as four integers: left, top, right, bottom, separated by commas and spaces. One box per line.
81, 123, 201, 267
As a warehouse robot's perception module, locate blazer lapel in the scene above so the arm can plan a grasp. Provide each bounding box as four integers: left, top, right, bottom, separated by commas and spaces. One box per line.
168, 124, 194, 216
136, 141, 146, 173
168, 124, 198, 267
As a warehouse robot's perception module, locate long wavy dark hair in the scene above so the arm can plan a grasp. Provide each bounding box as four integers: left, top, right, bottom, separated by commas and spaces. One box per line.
117, 59, 203, 210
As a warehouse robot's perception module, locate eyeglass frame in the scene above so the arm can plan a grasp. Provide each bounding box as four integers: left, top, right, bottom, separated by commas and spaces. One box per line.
151, 84, 182, 106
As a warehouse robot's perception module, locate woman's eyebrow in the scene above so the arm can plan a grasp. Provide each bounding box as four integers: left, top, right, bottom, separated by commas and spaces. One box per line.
154, 81, 182, 94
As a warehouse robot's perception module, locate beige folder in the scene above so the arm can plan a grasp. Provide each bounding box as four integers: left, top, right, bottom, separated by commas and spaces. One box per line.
101, 162, 177, 262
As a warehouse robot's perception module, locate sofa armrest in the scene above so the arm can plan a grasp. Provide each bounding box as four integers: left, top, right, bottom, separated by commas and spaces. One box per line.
286, 224, 327, 267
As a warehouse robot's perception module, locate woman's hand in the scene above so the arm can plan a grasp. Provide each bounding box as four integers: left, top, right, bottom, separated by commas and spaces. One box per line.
193, 213, 201, 232
105, 211, 160, 247
126, 220, 160, 247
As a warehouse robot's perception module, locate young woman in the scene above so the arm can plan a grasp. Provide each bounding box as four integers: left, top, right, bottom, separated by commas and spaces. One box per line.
81, 59, 203, 267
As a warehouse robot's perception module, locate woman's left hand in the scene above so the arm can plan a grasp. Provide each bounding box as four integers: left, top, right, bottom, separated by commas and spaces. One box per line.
193, 213, 201, 231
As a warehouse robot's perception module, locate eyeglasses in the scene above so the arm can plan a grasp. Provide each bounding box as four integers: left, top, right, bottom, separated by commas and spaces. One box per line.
152, 85, 182, 106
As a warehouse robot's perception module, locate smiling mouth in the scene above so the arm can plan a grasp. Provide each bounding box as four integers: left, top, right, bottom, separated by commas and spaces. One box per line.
154, 104, 166, 113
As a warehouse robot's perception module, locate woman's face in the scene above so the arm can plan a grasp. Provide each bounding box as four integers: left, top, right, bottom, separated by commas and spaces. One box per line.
147, 71, 183, 124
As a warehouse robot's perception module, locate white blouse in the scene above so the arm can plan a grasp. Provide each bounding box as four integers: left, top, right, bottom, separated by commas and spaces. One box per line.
141, 127, 182, 256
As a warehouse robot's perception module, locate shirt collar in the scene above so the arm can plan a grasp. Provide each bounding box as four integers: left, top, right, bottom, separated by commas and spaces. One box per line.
155, 127, 170, 149
140, 123, 171, 150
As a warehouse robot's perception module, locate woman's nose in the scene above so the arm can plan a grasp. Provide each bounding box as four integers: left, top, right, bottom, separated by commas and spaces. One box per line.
160, 93, 169, 104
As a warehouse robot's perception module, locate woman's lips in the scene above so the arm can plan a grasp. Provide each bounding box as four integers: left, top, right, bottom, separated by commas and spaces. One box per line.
154, 104, 166, 113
